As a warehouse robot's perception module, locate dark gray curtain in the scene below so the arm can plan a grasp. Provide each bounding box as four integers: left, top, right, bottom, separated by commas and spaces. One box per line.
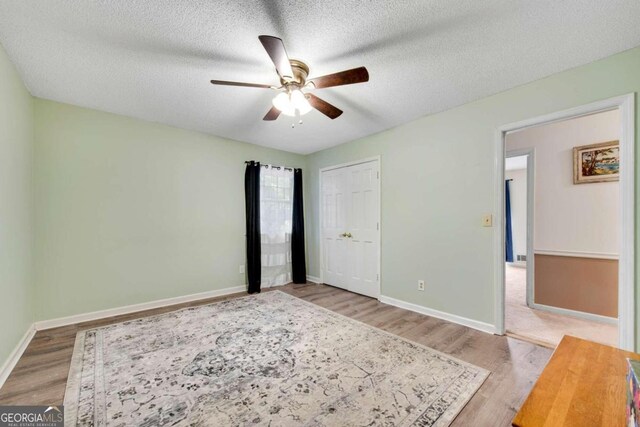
245, 161, 261, 293
291, 169, 307, 283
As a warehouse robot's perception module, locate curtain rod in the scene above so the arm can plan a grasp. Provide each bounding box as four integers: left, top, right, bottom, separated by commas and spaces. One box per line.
245, 160, 298, 172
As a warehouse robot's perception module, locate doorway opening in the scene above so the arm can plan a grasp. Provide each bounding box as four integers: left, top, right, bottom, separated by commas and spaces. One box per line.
505, 145, 617, 347
495, 94, 635, 350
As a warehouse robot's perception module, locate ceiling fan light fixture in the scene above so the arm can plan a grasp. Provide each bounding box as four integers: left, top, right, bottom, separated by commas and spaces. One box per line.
272, 89, 311, 117
272, 92, 292, 115
291, 89, 312, 114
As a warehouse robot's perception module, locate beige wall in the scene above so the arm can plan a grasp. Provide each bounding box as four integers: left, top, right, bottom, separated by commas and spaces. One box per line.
535, 254, 618, 318
506, 110, 620, 257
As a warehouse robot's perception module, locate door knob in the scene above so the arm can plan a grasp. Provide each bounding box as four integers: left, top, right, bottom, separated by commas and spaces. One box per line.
339, 232, 352, 238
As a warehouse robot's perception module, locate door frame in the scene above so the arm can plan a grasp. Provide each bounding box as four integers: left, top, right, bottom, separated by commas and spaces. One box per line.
318, 156, 381, 299
505, 148, 535, 309
494, 93, 636, 350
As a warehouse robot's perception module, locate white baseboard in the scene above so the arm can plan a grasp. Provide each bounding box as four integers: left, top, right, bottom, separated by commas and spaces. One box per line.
1, 286, 247, 389
530, 302, 618, 325
306, 275, 321, 284
379, 295, 497, 335
34, 285, 246, 331
0, 324, 36, 389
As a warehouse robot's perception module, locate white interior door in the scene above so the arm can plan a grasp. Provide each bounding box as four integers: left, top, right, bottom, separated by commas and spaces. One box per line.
321, 168, 348, 289
321, 159, 379, 298
346, 162, 379, 297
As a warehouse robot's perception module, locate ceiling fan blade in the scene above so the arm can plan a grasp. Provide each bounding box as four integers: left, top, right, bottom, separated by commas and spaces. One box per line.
258, 35, 294, 80
307, 94, 343, 119
210, 80, 273, 89
263, 106, 281, 121
309, 66, 369, 89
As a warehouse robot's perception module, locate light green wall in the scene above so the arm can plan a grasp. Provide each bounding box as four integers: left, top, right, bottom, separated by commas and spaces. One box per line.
305, 46, 640, 348
0, 44, 34, 363
34, 100, 305, 320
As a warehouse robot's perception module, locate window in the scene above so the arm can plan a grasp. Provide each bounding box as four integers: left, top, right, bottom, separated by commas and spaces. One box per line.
260, 166, 293, 287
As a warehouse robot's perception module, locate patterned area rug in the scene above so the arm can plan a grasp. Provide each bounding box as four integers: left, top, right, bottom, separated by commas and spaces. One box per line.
64, 291, 489, 426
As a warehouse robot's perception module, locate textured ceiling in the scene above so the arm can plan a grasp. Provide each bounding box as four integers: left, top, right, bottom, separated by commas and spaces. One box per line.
1, 1, 640, 154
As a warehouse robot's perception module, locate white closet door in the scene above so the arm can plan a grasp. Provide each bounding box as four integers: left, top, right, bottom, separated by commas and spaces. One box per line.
321, 159, 379, 298
346, 161, 379, 298
321, 168, 349, 289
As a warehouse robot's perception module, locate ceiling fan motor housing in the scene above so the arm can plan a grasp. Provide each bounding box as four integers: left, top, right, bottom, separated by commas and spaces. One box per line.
282, 59, 309, 88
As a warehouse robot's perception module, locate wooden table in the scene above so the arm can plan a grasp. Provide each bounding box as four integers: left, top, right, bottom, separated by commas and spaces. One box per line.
513, 335, 640, 427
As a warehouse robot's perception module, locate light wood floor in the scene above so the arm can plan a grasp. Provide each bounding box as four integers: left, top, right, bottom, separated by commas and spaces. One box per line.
0, 283, 552, 426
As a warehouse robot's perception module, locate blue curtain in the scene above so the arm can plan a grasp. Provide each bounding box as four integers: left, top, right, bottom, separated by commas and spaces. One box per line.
505, 180, 514, 262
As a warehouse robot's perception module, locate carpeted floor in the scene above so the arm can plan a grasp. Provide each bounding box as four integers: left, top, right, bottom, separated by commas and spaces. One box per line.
505, 264, 617, 347
65, 291, 488, 426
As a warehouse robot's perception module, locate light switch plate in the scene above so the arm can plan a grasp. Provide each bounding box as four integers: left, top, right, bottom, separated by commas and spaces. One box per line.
482, 214, 493, 227
239, 265, 245, 274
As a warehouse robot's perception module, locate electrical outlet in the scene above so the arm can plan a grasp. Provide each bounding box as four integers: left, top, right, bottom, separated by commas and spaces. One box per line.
418, 280, 425, 291
482, 214, 493, 227
239, 265, 245, 274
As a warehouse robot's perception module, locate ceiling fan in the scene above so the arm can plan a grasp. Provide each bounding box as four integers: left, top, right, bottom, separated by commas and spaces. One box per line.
210, 35, 369, 124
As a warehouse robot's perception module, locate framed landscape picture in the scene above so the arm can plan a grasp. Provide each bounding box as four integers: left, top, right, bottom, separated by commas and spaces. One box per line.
573, 140, 620, 184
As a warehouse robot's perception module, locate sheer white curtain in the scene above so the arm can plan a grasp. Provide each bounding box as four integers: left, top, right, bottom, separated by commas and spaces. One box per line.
260, 166, 294, 287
